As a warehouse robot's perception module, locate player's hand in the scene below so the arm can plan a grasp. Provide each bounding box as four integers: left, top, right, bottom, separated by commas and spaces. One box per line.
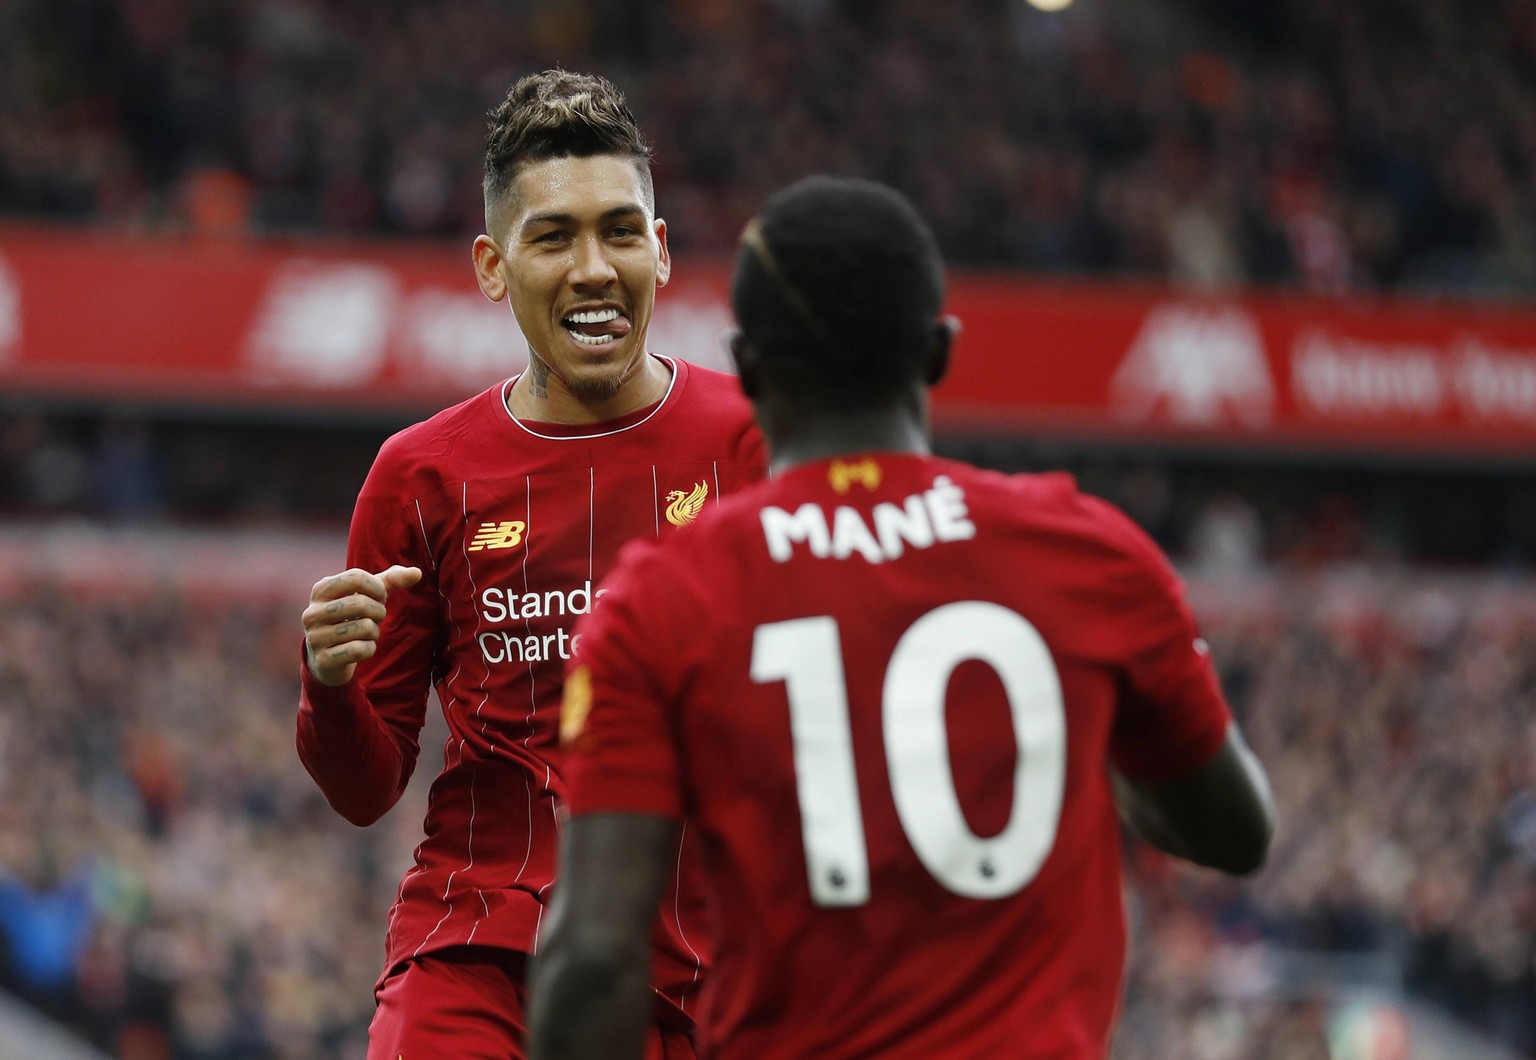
302, 565, 423, 686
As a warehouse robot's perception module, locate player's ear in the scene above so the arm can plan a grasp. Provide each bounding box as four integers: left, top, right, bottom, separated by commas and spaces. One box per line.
925, 315, 959, 386
472, 235, 509, 303
728, 330, 760, 399
653, 218, 671, 287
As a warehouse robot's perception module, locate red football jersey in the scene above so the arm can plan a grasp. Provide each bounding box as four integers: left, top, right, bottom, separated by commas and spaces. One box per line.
296, 358, 766, 1020
565, 452, 1232, 1058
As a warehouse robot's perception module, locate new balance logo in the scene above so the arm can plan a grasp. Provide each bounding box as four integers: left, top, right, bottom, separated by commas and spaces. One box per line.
467, 521, 526, 551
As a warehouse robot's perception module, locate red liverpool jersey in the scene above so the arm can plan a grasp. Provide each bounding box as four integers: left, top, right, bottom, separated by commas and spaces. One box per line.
565, 453, 1232, 1058
296, 358, 766, 1019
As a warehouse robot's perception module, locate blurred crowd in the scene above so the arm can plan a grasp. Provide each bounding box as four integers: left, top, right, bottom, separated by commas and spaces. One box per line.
1, 415, 218, 523
1122, 571, 1536, 1058
0, 570, 420, 1060
5, 0, 1536, 297
6, 3, 1536, 1057
7, 410, 1536, 573
0, 550, 1532, 1059
0, 414, 391, 527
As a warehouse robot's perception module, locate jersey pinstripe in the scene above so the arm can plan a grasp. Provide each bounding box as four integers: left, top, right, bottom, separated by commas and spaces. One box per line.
296, 358, 767, 1021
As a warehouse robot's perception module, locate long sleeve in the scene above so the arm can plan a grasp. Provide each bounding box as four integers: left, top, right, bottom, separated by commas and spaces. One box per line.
296, 437, 440, 827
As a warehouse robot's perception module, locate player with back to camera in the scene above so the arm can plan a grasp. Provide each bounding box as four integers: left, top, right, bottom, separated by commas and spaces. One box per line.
529, 176, 1275, 1059
296, 70, 766, 1059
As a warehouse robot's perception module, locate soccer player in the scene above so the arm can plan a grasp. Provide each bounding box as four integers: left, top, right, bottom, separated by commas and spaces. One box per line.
530, 177, 1275, 1059
296, 71, 766, 1059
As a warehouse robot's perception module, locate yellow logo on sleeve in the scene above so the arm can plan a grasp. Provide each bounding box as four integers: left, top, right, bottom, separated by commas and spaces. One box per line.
828, 458, 882, 494
467, 520, 526, 551
561, 666, 594, 746
664, 482, 709, 527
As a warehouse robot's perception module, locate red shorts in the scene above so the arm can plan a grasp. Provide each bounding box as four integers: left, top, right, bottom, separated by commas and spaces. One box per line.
368, 945, 697, 1060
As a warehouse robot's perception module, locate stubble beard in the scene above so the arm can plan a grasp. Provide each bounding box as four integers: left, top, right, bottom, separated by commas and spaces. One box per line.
527, 346, 633, 404
565, 371, 628, 403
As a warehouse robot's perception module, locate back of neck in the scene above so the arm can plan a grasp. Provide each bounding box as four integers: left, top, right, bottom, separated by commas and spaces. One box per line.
768, 406, 930, 474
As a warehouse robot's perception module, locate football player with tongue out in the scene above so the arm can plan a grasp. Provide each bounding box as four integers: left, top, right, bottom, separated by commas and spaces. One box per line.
296, 69, 766, 1060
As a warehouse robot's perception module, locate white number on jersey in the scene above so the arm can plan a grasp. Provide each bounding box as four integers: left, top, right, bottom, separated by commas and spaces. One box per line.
751, 602, 1067, 906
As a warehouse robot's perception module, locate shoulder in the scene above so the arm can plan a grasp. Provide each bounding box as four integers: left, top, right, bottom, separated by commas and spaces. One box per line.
363, 383, 508, 497
672, 359, 742, 398
979, 467, 1147, 546
963, 465, 1179, 589
668, 360, 754, 424
656, 359, 765, 465
1037, 477, 1174, 574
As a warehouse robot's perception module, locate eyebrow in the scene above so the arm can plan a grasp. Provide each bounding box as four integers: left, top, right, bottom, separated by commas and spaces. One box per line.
520, 204, 647, 235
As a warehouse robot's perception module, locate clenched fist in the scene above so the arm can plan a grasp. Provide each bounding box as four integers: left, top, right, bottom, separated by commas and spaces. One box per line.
302, 565, 423, 686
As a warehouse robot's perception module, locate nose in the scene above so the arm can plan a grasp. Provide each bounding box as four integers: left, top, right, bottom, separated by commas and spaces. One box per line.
569, 233, 619, 290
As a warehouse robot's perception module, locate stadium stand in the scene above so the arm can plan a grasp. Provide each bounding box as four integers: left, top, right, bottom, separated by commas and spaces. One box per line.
3, 0, 1535, 1057
2, 0, 1535, 295
1, 527, 1532, 1058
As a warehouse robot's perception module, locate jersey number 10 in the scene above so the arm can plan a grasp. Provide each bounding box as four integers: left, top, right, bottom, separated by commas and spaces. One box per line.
751, 602, 1067, 907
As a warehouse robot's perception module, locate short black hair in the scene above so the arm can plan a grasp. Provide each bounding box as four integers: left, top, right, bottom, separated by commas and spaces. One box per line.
732, 176, 944, 409
483, 70, 653, 213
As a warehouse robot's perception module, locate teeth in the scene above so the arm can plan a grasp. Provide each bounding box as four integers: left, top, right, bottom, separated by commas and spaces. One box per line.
563, 308, 620, 325
568, 331, 612, 346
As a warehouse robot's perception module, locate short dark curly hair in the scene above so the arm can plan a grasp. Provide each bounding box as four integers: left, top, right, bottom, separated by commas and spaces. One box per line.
732, 176, 945, 409
483, 69, 653, 222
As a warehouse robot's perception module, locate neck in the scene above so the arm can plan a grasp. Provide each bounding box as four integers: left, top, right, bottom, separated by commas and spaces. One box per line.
505, 354, 672, 424
767, 402, 930, 474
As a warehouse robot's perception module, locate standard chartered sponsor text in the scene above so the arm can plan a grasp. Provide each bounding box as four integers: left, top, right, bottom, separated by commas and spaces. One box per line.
477, 581, 608, 663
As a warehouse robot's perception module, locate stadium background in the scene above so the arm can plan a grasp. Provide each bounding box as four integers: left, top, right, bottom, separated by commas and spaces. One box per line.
2, 1, 1534, 1057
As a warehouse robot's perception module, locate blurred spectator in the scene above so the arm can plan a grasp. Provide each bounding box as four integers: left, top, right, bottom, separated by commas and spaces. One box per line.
4, 0, 1536, 298
91, 418, 167, 521
0, 859, 98, 1021
178, 165, 253, 238
0, 415, 392, 526
1, 552, 1532, 1056
1187, 493, 1265, 577
3, 4, 1535, 1051
7, 416, 91, 512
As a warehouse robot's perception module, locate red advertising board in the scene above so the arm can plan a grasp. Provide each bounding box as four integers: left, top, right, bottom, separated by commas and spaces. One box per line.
3, 226, 1536, 456
942, 275, 1536, 456
0, 226, 737, 413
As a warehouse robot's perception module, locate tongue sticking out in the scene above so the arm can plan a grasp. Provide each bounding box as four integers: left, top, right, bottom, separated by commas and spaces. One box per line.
563, 312, 632, 348
568, 317, 630, 339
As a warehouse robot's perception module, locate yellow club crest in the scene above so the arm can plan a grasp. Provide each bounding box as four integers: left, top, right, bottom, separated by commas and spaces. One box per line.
828, 458, 882, 494
561, 666, 594, 746
665, 481, 709, 527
